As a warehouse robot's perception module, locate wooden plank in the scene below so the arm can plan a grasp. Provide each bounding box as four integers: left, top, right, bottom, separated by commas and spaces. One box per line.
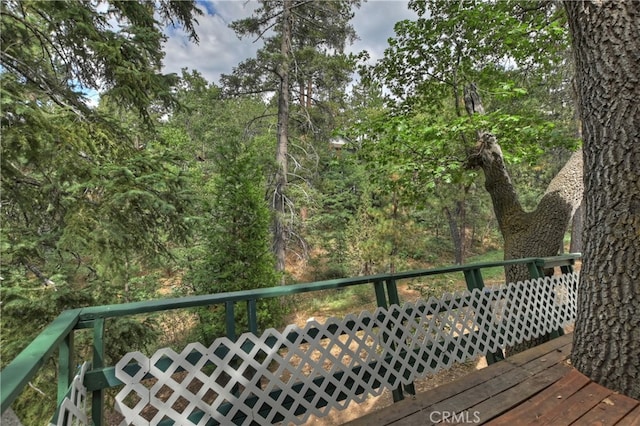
343, 359, 518, 426
615, 404, 640, 426
533, 381, 613, 425
514, 343, 572, 376
406, 366, 555, 425
455, 362, 573, 424
344, 334, 572, 426
392, 344, 571, 425
575, 392, 639, 425
504, 334, 572, 368
486, 368, 591, 425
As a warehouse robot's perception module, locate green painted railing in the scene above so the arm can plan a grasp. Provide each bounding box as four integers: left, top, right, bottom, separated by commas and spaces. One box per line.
0, 254, 580, 425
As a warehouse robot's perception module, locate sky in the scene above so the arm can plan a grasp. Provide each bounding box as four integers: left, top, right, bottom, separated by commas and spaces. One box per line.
161, 1, 418, 85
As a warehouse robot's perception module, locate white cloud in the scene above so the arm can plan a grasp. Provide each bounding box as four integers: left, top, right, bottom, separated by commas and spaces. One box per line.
161, 1, 416, 84
348, 1, 417, 64
162, 1, 263, 83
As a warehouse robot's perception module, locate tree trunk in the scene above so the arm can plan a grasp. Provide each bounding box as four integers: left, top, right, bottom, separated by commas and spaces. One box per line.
502, 145, 583, 283
465, 84, 584, 357
566, 0, 640, 399
444, 199, 467, 265
306, 79, 313, 109
273, 0, 293, 282
569, 201, 583, 253
467, 127, 583, 284
444, 207, 463, 265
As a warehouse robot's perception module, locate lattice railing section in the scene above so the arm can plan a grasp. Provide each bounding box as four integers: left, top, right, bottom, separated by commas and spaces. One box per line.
50, 362, 89, 426
114, 273, 578, 425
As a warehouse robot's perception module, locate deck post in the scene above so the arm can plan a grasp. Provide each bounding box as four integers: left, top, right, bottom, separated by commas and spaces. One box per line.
55, 331, 74, 425
373, 280, 387, 309
387, 278, 416, 397
225, 301, 236, 340
528, 260, 543, 279
385, 279, 401, 307
57, 331, 74, 406
247, 299, 258, 335
529, 259, 566, 340
91, 318, 105, 426
226, 301, 244, 397
372, 280, 403, 402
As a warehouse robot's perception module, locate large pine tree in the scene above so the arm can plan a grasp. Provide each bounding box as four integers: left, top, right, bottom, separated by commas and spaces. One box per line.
565, 0, 640, 399
222, 0, 361, 279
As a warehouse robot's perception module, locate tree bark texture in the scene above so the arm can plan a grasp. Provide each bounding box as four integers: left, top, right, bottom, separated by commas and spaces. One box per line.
565, 0, 640, 399
570, 201, 584, 253
274, 0, 293, 281
468, 128, 583, 284
444, 200, 467, 265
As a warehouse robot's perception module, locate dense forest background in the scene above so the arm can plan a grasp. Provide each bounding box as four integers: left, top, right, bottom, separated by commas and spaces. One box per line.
1, 1, 582, 423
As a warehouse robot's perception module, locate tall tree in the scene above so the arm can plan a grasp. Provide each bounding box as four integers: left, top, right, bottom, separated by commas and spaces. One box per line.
1, 2, 202, 422
223, 0, 360, 280
1, 0, 202, 287
165, 71, 282, 341
374, 0, 581, 272
275, 0, 293, 276
566, 0, 640, 399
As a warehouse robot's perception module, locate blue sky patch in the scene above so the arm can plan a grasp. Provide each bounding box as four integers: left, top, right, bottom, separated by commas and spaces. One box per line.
196, 1, 217, 16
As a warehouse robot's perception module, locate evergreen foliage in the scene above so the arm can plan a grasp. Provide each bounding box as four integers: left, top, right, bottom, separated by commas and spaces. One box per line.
187, 134, 282, 342
1, 0, 201, 293
1, 0, 201, 122
1, 2, 201, 422
165, 72, 283, 343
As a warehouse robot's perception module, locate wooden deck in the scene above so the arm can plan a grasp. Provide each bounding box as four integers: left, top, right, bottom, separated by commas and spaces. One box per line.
344, 334, 640, 425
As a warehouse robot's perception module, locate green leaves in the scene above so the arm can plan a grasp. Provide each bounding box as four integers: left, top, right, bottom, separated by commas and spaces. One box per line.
1, 0, 202, 123
378, 0, 571, 110
360, 0, 579, 197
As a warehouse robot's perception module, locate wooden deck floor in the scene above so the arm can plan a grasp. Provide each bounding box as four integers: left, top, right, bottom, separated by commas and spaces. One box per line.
344, 334, 640, 425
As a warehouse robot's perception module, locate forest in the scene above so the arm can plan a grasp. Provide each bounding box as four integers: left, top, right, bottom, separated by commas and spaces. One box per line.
2, 0, 638, 423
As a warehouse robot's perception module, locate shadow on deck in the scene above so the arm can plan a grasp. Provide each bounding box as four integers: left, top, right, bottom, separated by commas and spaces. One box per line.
344, 334, 640, 426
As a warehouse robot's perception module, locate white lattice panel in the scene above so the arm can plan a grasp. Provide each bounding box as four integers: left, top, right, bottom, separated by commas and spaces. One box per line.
114, 273, 578, 425
50, 362, 89, 426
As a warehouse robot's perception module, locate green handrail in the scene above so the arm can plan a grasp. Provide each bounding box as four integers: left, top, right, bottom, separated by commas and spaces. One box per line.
0, 309, 81, 413
0, 253, 580, 422
72, 255, 574, 323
